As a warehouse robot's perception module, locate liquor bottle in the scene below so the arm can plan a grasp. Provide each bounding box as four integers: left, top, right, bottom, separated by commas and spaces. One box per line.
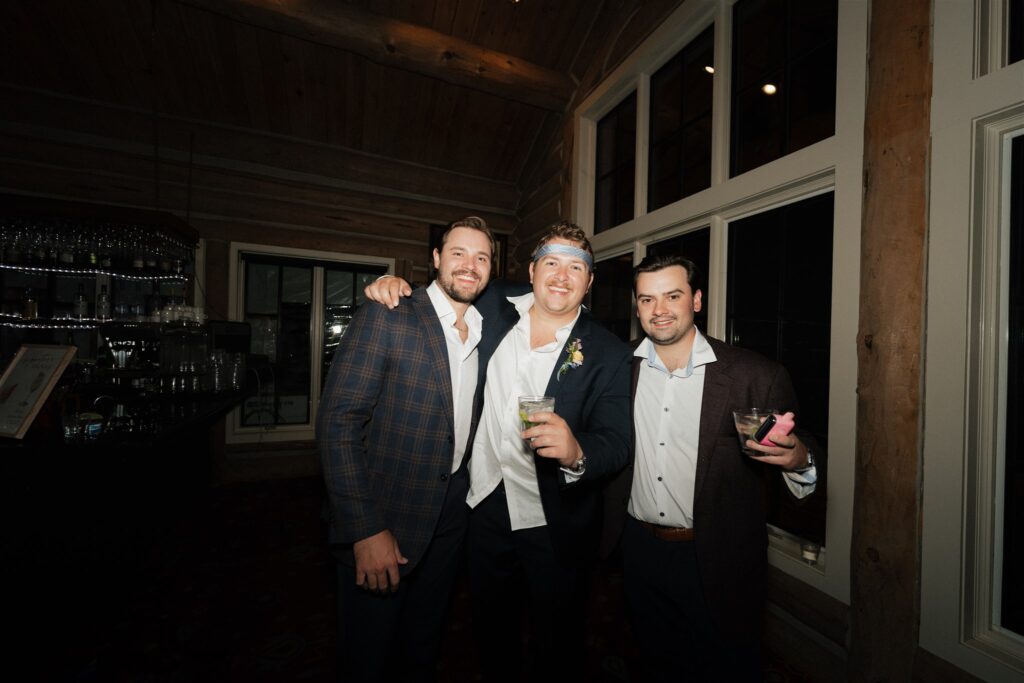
22, 288, 38, 319
73, 284, 89, 320
96, 285, 111, 321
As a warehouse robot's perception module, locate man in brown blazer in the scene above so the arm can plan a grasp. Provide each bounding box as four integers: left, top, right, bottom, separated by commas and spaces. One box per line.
317, 217, 495, 682
622, 253, 819, 682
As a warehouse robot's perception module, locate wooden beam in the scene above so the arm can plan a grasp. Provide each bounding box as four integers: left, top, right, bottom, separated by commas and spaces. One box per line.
172, 0, 575, 112
850, 0, 931, 679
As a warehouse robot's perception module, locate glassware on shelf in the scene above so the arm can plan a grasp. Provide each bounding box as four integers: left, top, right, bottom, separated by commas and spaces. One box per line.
96, 285, 111, 321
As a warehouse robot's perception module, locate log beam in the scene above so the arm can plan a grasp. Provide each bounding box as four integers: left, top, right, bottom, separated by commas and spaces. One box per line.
172, 0, 575, 112
849, 0, 932, 679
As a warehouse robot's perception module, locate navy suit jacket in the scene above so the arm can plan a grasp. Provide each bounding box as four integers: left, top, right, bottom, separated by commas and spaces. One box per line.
317, 287, 464, 574
472, 282, 633, 562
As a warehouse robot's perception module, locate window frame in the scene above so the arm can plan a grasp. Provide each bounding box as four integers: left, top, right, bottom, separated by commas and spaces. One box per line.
225, 242, 393, 444
921, 0, 1024, 677
571, 0, 864, 601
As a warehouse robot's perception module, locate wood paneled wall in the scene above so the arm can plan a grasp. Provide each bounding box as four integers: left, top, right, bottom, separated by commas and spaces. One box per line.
0, 84, 518, 297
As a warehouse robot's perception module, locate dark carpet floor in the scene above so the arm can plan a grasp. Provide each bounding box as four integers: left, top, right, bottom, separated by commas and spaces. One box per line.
43, 476, 810, 682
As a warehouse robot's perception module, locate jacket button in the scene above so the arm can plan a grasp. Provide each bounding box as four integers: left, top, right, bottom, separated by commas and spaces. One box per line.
440, 473, 449, 482
447, 435, 454, 443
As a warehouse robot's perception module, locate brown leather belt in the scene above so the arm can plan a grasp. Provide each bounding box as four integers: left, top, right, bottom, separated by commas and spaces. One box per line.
638, 520, 695, 542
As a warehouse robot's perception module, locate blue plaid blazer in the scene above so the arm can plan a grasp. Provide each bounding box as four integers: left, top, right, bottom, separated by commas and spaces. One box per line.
318, 287, 462, 573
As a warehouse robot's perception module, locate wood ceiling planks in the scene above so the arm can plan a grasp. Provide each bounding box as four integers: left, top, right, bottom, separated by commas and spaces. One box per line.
0, 0, 627, 193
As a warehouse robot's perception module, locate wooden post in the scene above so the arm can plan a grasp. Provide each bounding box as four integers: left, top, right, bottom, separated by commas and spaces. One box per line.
850, 0, 932, 679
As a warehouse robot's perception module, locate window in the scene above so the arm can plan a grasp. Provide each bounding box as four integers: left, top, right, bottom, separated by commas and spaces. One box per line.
588, 253, 635, 342
575, 0, 862, 593
648, 26, 715, 212
728, 193, 833, 545
595, 92, 637, 234
730, 0, 837, 176
228, 244, 391, 443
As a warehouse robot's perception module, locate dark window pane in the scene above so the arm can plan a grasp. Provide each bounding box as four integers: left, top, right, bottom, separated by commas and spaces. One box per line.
1001, 134, 1024, 635
727, 193, 833, 544
648, 26, 714, 212
240, 255, 385, 426
588, 253, 635, 342
731, 0, 838, 176
733, 0, 786, 91
595, 92, 637, 233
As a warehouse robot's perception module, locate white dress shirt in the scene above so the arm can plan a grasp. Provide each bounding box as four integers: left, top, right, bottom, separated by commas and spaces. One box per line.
467, 292, 581, 530
629, 330, 816, 528
426, 282, 482, 474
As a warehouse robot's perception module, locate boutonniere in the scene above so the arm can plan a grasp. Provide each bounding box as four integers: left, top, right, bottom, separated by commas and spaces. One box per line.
557, 338, 584, 380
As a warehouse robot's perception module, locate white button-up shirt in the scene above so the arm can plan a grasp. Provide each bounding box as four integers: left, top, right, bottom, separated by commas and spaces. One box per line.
467, 292, 581, 530
629, 330, 816, 528
426, 281, 482, 473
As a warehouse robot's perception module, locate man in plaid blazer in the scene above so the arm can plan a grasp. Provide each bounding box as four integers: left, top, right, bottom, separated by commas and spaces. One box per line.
318, 217, 495, 682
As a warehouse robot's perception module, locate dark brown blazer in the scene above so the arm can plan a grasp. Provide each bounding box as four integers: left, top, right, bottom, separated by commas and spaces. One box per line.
620, 335, 816, 639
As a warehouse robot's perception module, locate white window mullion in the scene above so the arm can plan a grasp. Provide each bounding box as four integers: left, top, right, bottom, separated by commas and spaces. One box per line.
634, 73, 651, 221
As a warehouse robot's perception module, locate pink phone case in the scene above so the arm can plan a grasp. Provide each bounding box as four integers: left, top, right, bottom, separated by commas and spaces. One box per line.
759, 412, 795, 445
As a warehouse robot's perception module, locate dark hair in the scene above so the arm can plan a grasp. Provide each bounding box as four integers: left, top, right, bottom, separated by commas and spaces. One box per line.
633, 253, 701, 293
440, 216, 496, 259
529, 221, 595, 271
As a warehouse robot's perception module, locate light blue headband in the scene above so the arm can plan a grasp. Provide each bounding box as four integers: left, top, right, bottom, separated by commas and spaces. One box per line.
533, 244, 594, 270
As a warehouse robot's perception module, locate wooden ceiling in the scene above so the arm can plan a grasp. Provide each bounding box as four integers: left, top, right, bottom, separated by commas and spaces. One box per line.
3, 0, 614, 186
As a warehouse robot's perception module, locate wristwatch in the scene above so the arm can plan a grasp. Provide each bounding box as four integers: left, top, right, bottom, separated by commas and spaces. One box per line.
569, 454, 587, 474
798, 451, 816, 472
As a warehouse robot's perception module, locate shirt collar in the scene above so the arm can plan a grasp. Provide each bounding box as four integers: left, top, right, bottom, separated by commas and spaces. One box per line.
427, 281, 482, 332
507, 291, 582, 337
634, 327, 717, 377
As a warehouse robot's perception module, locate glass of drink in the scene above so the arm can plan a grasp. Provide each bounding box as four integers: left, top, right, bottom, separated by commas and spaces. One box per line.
731, 407, 776, 455
518, 395, 555, 432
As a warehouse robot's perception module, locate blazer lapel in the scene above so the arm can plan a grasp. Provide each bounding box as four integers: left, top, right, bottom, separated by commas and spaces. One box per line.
543, 313, 591, 400
411, 290, 455, 430
694, 349, 733, 502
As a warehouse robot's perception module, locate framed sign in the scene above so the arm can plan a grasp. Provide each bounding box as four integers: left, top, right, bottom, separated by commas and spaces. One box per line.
0, 345, 77, 439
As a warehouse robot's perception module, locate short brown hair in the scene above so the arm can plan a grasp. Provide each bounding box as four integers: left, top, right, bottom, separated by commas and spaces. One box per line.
440, 216, 496, 259
529, 221, 594, 271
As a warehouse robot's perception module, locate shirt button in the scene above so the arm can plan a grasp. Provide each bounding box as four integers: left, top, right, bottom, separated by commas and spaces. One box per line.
664, 407, 669, 412
659, 512, 665, 517
657, 476, 663, 482
659, 442, 665, 446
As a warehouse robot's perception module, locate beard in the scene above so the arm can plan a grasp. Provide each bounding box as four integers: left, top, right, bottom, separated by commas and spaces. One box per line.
644, 316, 690, 346
438, 268, 483, 304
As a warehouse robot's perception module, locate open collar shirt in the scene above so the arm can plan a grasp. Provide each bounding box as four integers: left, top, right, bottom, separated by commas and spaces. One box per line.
426, 281, 482, 474
628, 331, 716, 528
629, 329, 817, 529
467, 292, 580, 530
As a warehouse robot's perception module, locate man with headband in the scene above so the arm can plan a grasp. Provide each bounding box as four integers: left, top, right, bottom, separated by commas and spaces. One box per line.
365, 221, 632, 683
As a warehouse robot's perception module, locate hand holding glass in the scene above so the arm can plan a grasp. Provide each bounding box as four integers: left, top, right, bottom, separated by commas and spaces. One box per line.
519, 395, 555, 432
732, 408, 794, 455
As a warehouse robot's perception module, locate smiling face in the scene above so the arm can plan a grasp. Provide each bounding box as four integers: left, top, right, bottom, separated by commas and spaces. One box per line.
635, 265, 702, 348
528, 238, 594, 320
433, 226, 492, 305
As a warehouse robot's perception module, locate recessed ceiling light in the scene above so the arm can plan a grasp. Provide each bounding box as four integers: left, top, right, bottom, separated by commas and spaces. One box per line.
762, 83, 778, 95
